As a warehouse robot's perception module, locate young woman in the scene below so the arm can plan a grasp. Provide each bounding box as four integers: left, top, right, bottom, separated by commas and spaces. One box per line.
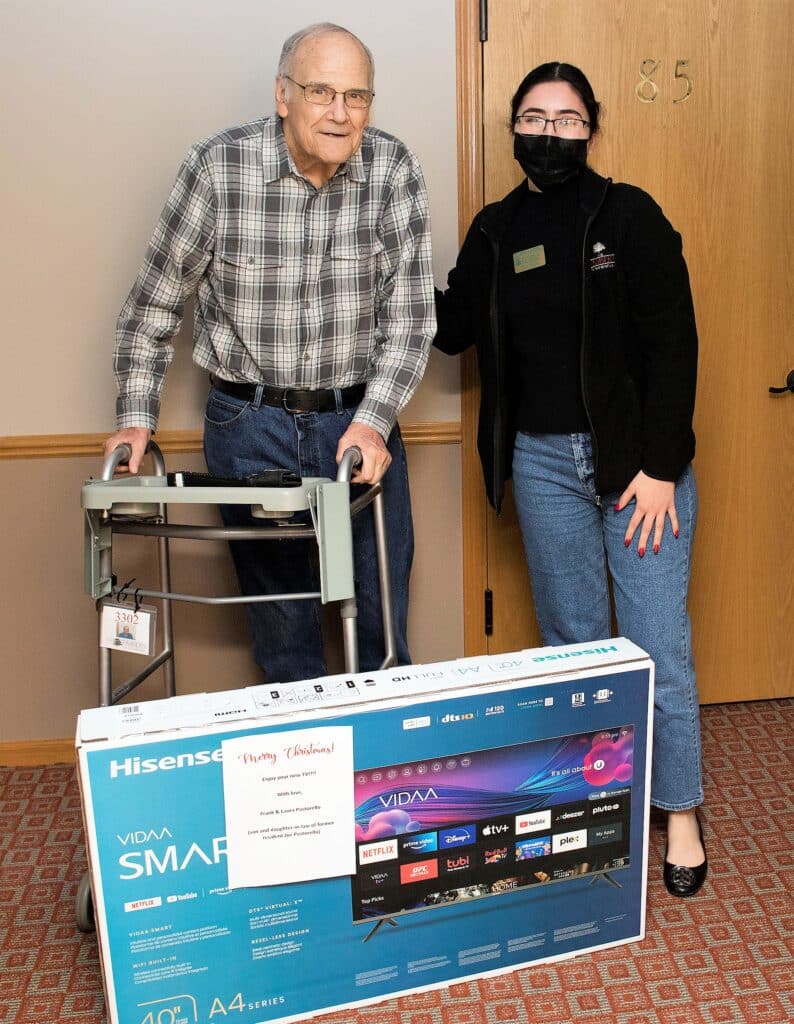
435, 62, 707, 897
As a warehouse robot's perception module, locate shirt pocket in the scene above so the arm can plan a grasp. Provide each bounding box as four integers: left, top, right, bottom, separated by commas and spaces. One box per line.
212, 249, 282, 322
327, 234, 384, 307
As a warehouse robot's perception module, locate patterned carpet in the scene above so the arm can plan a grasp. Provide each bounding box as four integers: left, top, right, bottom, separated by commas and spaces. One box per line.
1, 699, 791, 1024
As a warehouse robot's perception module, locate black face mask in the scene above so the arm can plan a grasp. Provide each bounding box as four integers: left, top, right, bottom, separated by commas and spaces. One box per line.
513, 133, 588, 189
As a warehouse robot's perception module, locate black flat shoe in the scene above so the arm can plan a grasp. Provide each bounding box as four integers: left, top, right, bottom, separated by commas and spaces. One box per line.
663, 813, 708, 898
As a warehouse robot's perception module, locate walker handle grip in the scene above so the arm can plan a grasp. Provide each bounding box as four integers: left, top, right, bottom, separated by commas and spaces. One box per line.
102, 443, 133, 481
337, 446, 363, 483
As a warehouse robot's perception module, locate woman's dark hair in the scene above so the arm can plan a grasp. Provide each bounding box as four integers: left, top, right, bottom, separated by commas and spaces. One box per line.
510, 62, 601, 134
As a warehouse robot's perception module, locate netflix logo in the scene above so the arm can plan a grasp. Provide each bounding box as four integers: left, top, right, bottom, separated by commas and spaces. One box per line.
359, 839, 398, 865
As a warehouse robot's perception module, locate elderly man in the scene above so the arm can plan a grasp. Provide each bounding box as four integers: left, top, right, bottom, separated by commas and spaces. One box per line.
104, 23, 435, 681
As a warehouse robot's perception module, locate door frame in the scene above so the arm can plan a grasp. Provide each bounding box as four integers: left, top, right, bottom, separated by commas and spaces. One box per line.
455, 0, 490, 656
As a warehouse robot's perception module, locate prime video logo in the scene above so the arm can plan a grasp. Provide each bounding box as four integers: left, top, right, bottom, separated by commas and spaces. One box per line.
109, 748, 223, 779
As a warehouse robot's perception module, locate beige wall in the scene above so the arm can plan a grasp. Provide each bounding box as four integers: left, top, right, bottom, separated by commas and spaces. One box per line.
0, 1, 464, 745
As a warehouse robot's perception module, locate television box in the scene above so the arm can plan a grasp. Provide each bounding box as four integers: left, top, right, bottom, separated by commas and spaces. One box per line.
76, 638, 653, 1024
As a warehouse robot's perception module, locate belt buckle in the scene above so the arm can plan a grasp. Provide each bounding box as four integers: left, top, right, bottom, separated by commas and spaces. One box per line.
282, 388, 305, 414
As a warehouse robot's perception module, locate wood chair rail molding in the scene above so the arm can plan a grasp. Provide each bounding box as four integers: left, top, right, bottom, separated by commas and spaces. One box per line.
0, 423, 461, 461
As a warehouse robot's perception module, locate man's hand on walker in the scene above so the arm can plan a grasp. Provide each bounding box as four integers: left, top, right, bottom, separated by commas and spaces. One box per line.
615, 470, 679, 557
103, 427, 152, 474
337, 423, 391, 484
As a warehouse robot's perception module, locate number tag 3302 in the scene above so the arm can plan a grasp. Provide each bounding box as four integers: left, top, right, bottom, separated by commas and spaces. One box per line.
100, 601, 157, 655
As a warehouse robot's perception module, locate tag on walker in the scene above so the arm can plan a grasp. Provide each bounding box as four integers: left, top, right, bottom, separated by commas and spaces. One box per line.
100, 601, 157, 655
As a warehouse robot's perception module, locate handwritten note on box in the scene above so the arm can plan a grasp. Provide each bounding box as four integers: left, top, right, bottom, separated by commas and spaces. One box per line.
222, 726, 355, 888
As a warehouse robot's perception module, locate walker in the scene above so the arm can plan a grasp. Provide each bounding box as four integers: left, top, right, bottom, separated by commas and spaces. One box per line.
76, 440, 396, 930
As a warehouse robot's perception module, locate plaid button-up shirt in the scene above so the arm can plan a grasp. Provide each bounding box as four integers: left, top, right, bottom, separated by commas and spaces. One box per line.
114, 117, 436, 438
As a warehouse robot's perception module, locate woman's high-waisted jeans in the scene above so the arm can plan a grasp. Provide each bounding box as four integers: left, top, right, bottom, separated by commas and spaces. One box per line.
512, 431, 703, 811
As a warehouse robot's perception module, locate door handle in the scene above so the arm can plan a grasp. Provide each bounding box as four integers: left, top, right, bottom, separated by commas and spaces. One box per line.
768, 370, 794, 394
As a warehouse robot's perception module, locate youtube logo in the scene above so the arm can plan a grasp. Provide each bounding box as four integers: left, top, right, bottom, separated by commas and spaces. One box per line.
515, 810, 551, 835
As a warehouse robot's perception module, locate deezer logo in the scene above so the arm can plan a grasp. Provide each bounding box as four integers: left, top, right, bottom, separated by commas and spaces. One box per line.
515, 810, 551, 835
552, 829, 588, 853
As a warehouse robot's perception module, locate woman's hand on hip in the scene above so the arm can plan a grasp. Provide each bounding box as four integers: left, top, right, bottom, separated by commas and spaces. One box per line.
616, 471, 678, 557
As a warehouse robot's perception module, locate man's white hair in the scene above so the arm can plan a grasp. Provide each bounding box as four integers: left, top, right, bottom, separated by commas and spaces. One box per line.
277, 23, 375, 87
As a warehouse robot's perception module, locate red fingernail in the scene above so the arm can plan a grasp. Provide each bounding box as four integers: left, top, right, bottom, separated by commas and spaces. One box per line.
638, 546, 645, 558
624, 539, 630, 548
674, 529, 679, 539
653, 544, 660, 555
614, 503, 621, 512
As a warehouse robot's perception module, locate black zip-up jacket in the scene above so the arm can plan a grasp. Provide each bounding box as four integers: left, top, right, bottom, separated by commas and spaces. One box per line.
435, 167, 697, 512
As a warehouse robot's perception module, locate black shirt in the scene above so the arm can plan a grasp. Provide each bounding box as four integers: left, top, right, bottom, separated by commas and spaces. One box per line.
503, 178, 589, 432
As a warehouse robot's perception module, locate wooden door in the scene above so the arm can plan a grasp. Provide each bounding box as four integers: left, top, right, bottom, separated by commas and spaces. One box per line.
457, 0, 793, 702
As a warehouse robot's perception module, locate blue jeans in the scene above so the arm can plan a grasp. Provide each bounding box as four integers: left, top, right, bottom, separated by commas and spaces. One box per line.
203, 386, 413, 682
512, 432, 703, 811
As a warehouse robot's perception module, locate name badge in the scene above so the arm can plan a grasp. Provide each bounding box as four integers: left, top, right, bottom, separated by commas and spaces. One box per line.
513, 244, 546, 273
100, 600, 157, 655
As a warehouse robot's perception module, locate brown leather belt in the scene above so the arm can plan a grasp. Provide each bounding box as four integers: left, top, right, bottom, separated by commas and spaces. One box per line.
210, 376, 366, 413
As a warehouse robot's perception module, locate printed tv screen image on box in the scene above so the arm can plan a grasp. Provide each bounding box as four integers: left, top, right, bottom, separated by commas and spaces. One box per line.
352, 726, 632, 939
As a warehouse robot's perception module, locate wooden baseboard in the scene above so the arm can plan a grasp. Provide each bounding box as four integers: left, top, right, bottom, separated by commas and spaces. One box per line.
0, 422, 462, 460
0, 739, 75, 766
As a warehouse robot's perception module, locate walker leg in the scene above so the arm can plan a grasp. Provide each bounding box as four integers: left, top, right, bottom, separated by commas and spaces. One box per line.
157, 526, 176, 697
150, 443, 176, 697
340, 597, 359, 673
98, 540, 113, 706
372, 492, 397, 669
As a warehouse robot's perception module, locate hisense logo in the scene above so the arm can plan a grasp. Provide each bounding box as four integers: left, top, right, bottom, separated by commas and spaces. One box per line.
109, 749, 223, 778
531, 645, 618, 663
378, 788, 438, 807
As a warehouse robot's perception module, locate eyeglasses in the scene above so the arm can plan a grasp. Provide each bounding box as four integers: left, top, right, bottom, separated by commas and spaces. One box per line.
514, 114, 590, 137
284, 75, 374, 110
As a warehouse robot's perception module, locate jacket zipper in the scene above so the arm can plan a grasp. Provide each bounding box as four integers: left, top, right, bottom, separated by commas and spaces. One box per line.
579, 182, 610, 495
482, 223, 504, 513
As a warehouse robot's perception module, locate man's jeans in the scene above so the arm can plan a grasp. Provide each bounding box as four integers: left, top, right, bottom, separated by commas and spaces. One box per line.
512, 431, 703, 811
203, 385, 413, 682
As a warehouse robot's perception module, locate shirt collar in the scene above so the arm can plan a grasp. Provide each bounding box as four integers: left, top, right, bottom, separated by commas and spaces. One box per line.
262, 116, 369, 185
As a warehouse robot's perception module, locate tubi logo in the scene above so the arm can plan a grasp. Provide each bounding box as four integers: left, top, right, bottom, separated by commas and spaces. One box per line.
443, 855, 470, 872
